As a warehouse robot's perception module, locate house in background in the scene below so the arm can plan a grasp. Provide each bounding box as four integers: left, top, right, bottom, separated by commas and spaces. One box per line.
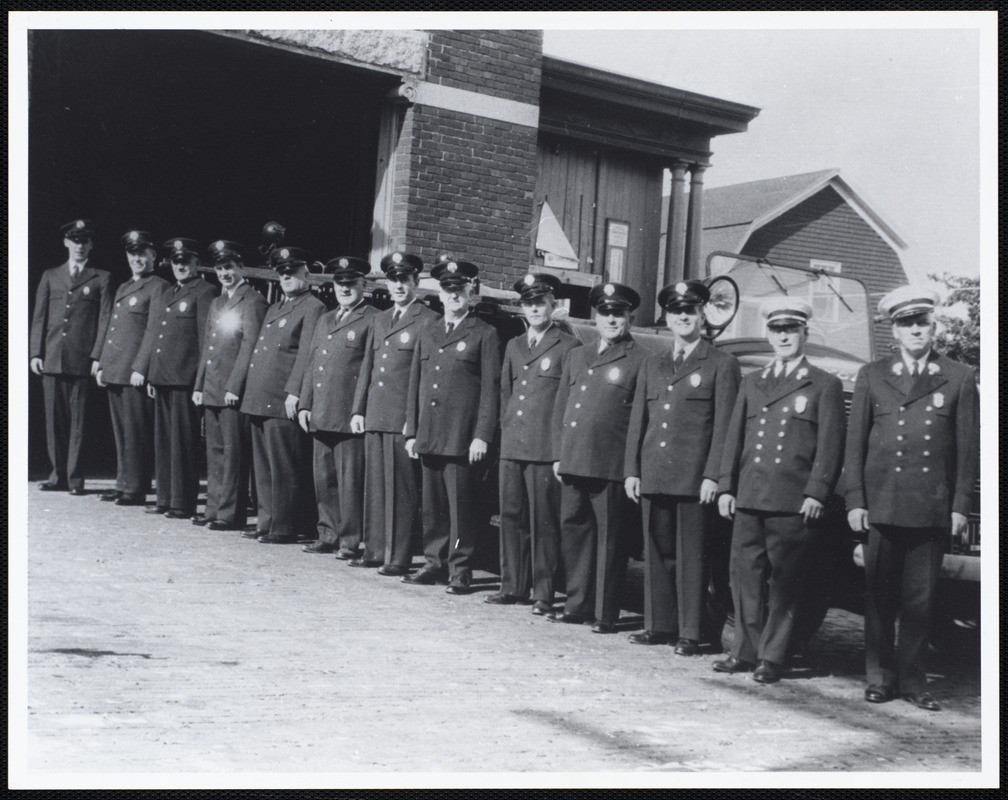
661, 168, 910, 356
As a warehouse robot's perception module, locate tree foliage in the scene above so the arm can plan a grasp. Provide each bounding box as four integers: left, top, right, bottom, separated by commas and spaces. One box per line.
928, 272, 979, 379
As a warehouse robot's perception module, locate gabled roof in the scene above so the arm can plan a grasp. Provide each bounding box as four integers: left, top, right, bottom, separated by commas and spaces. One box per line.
697, 168, 908, 256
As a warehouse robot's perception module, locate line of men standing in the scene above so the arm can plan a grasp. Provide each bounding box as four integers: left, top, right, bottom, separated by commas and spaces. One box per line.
31, 219, 978, 711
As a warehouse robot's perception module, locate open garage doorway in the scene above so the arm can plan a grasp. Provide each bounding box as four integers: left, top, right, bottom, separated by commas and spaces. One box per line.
27, 29, 394, 476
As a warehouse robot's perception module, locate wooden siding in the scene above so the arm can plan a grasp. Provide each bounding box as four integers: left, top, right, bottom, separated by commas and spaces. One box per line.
536, 135, 663, 324
741, 186, 909, 358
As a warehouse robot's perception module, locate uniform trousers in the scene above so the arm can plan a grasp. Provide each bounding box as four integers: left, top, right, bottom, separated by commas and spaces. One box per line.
362, 431, 422, 568
312, 431, 365, 550
107, 383, 153, 496
250, 415, 315, 541
641, 494, 716, 640
559, 476, 632, 624
42, 373, 89, 490
153, 385, 200, 513
203, 405, 251, 526
864, 524, 945, 695
729, 509, 812, 665
498, 459, 561, 602
419, 454, 481, 579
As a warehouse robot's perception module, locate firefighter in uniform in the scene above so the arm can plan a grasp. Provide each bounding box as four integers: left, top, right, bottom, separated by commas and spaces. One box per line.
298, 256, 377, 560
350, 251, 439, 576
844, 286, 978, 711
240, 246, 325, 544
95, 230, 168, 505
403, 253, 501, 595
550, 282, 647, 633
30, 219, 113, 494
624, 280, 740, 652
486, 272, 581, 614
192, 240, 267, 531
715, 298, 845, 683
131, 238, 216, 518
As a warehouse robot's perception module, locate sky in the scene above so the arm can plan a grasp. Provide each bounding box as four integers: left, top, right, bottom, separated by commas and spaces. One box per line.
543, 22, 989, 284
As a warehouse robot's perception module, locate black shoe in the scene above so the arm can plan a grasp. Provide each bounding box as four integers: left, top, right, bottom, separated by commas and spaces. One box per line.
115, 494, 147, 507
38, 482, 69, 492
145, 505, 170, 515
348, 558, 382, 568
864, 684, 896, 704
68, 487, 87, 496
531, 601, 552, 616
191, 515, 214, 526
259, 534, 296, 544
302, 541, 335, 554
712, 656, 755, 674
334, 547, 359, 561
903, 691, 940, 711
242, 529, 267, 540
163, 509, 191, 520
445, 574, 472, 595
377, 564, 407, 577
628, 630, 675, 646
591, 620, 616, 634
674, 638, 700, 656
548, 611, 594, 625
99, 490, 121, 502
402, 567, 444, 585
753, 660, 783, 684
207, 520, 242, 531
483, 593, 523, 605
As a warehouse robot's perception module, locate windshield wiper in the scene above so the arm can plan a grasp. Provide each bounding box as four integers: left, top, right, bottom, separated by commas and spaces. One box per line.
756, 258, 789, 295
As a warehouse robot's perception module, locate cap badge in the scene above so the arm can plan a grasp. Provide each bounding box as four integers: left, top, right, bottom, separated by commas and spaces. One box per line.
608, 367, 621, 382
278, 318, 287, 328
339, 258, 349, 268
174, 240, 183, 250
392, 252, 403, 264
891, 362, 904, 376
75, 220, 85, 229
400, 332, 410, 344
933, 392, 945, 408
796, 367, 808, 380
603, 284, 615, 297
690, 373, 701, 388
280, 248, 289, 259
676, 281, 688, 295
215, 241, 224, 250
927, 362, 940, 375
130, 231, 139, 242
129, 296, 138, 307
448, 262, 458, 273
795, 395, 808, 414
540, 357, 552, 371
524, 274, 536, 286
179, 301, 188, 312
456, 341, 467, 352
347, 330, 356, 342
82, 286, 90, 296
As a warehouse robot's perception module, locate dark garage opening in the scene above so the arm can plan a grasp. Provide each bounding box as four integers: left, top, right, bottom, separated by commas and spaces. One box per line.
28, 29, 393, 477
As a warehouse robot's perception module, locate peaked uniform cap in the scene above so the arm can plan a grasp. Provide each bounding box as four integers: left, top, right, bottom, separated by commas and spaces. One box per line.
61, 219, 96, 241
380, 251, 424, 276
162, 237, 201, 259
658, 279, 710, 310
324, 255, 371, 282
513, 271, 561, 301
589, 281, 640, 311
878, 285, 940, 321
761, 296, 814, 326
270, 246, 313, 272
208, 239, 245, 263
121, 230, 155, 251
430, 253, 479, 286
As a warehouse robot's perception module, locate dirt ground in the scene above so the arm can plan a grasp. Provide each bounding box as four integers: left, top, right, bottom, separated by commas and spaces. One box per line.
15, 479, 986, 786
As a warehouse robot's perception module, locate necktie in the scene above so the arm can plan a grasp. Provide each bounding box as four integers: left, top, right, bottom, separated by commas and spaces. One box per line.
174, 283, 182, 295
529, 335, 538, 350
774, 360, 784, 379
70, 265, 79, 280
446, 321, 455, 335
910, 361, 919, 379
673, 350, 684, 373
391, 309, 401, 325
598, 341, 608, 355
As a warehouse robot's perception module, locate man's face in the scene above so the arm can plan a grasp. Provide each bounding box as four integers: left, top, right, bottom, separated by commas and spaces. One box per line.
439, 282, 471, 317
279, 266, 310, 296
665, 304, 703, 343
171, 254, 197, 282
126, 247, 156, 277
335, 277, 364, 308
214, 260, 242, 290
65, 237, 93, 263
767, 322, 807, 361
387, 273, 418, 307
595, 306, 630, 343
521, 295, 554, 332
891, 313, 935, 359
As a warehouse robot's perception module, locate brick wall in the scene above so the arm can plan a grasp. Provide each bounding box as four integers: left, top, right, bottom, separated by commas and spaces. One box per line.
425, 30, 542, 105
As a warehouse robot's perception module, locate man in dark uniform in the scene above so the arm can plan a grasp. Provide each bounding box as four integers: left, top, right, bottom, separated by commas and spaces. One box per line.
550, 282, 647, 633
403, 253, 500, 595
350, 251, 439, 576
30, 219, 113, 494
845, 286, 978, 712
131, 238, 217, 519
298, 256, 377, 560
95, 230, 168, 505
240, 246, 326, 544
486, 272, 580, 615
192, 240, 267, 531
624, 280, 740, 652
715, 298, 845, 684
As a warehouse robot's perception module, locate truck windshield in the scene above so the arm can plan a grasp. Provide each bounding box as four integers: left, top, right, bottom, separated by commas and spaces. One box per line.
709, 254, 873, 363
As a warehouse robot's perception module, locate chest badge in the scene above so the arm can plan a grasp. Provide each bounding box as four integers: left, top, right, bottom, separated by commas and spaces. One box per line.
278, 318, 287, 328
82, 286, 91, 296
690, 373, 701, 388
400, 332, 410, 344
933, 392, 945, 408
927, 362, 941, 376
347, 330, 356, 342
457, 341, 467, 352
794, 395, 808, 413
607, 367, 621, 382
179, 301, 188, 312
129, 296, 138, 307
540, 357, 551, 371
